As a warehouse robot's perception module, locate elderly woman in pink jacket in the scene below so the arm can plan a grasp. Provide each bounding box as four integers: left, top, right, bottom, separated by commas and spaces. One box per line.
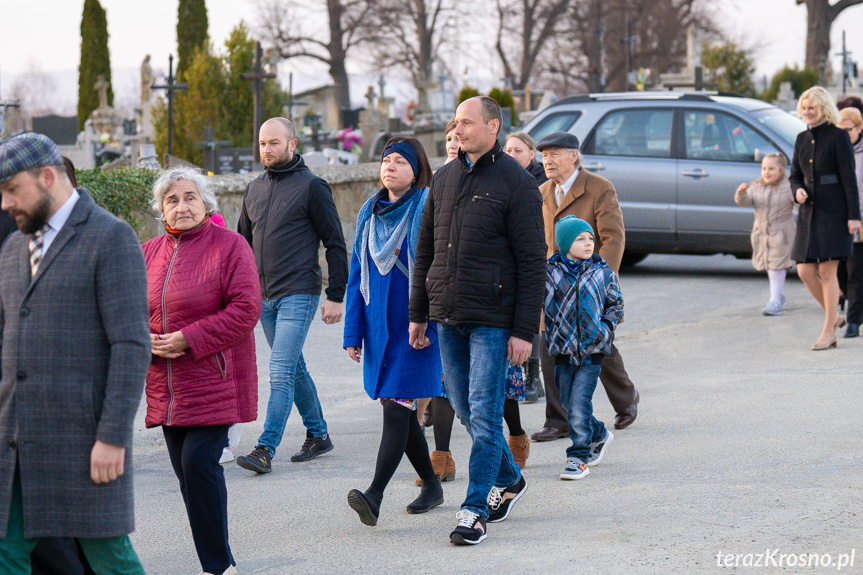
142, 167, 261, 575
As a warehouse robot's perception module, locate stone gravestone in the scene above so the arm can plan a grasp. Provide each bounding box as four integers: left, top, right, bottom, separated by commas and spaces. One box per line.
774, 82, 796, 112
214, 148, 256, 174
32, 115, 79, 145
359, 85, 381, 161
89, 75, 124, 136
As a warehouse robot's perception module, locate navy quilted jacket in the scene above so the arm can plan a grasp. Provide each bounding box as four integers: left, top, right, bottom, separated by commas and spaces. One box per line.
409, 141, 547, 342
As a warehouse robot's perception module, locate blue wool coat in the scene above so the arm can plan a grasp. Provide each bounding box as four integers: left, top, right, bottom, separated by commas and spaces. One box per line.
344, 235, 443, 400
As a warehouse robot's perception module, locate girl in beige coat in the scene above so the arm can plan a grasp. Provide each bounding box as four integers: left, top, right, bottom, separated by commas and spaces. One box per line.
735, 153, 796, 316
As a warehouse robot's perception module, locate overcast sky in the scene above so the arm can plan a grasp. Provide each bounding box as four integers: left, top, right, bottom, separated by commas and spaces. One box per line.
1, 0, 861, 102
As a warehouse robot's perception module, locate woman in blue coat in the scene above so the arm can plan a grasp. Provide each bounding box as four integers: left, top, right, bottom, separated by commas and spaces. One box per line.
344, 137, 444, 526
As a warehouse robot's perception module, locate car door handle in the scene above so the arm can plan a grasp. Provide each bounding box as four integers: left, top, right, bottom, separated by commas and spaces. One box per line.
682, 169, 709, 178
583, 162, 605, 171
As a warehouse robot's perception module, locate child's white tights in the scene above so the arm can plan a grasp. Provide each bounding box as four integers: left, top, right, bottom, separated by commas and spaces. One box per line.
767, 269, 786, 303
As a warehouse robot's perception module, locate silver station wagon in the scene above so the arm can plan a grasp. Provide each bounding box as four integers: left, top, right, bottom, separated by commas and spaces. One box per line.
522, 92, 806, 266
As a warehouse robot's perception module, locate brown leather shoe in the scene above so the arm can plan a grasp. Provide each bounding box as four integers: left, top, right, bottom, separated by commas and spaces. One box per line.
507, 434, 530, 468
614, 391, 639, 430
416, 450, 456, 485
530, 426, 567, 442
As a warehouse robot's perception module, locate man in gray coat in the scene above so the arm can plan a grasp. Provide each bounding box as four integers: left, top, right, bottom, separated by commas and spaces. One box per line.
0, 133, 151, 573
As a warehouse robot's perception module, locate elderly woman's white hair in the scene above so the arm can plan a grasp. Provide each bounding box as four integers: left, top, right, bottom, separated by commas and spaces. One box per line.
151, 166, 218, 221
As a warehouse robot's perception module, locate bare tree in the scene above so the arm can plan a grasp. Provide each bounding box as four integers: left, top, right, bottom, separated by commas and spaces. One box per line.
368, 0, 456, 114
796, 0, 863, 82
257, 0, 374, 123
6, 60, 65, 132
541, 0, 715, 94
495, 0, 572, 91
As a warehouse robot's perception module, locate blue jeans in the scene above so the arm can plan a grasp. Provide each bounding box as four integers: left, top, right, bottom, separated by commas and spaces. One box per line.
257, 294, 327, 457
438, 324, 521, 519
555, 362, 606, 462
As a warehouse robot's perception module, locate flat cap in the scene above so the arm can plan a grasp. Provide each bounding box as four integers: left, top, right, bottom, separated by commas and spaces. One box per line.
536, 131, 580, 152
0, 133, 63, 184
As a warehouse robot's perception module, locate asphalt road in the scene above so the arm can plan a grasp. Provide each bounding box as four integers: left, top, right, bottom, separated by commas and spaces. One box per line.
130, 254, 862, 574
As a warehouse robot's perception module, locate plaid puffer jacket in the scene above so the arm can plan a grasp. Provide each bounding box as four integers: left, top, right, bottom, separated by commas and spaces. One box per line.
544, 253, 623, 365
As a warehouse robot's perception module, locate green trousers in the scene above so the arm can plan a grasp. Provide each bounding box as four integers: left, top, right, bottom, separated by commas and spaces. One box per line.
0, 469, 145, 575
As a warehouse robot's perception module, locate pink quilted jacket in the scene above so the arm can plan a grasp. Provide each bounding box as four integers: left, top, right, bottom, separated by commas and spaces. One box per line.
142, 221, 261, 427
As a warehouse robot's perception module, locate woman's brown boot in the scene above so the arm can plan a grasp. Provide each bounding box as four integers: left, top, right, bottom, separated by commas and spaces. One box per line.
508, 434, 530, 469
416, 450, 456, 485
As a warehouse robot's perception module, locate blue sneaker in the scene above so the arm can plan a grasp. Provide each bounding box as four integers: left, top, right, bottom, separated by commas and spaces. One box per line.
762, 300, 782, 316
587, 430, 614, 467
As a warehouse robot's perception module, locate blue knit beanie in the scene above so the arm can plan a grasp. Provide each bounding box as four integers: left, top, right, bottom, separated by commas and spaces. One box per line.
555, 215, 594, 255
382, 142, 419, 178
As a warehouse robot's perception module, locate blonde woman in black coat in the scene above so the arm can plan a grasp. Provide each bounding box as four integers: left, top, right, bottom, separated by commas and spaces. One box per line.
790, 86, 862, 350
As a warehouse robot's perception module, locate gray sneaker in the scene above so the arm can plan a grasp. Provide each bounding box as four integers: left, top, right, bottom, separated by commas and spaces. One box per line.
587, 430, 614, 467
762, 300, 783, 316
560, 458, 589, 480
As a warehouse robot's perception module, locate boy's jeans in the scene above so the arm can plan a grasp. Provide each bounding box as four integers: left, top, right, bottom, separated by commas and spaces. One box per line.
555, 361, 606, 462
438, 324, 522, 519
257, 294, 328, 457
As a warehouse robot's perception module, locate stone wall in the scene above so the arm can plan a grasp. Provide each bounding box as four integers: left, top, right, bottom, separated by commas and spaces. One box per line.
138, 158, 447, 287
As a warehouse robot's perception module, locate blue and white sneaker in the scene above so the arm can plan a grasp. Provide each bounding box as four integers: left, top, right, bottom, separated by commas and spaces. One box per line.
587, 430, 614, 467
560, 458, 589, 480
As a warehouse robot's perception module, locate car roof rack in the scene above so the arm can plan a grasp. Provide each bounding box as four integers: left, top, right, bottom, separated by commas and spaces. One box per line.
552, 91, 746, 106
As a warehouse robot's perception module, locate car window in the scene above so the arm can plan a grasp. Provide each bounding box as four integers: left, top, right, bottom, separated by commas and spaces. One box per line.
527, 111, 582, 144
683, 110, 773, 163
749, 108, 806, 146
587, 109, 673, 158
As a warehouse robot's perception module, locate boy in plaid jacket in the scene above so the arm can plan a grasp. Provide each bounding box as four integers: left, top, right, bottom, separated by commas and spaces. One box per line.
544, 216, 624, 480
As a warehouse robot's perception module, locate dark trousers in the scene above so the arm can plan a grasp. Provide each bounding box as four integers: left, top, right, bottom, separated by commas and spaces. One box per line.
540, 336, 637, 431
838, 243, 863, 324
31, 538, 95, 575
162, 425, 233, 574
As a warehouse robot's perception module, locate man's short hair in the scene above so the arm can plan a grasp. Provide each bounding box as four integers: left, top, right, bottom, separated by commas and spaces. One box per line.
477, 97, 503, 135
263, 117, 297, 142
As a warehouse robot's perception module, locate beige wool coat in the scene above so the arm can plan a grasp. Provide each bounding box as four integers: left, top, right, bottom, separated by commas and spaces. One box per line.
734, 179, 796, 270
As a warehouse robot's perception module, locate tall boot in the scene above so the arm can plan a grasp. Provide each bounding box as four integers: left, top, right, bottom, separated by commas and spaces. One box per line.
521, 358, 541, 403
508, 433, 530, 469
416, 450, 456, 485
407, 475, 444, 514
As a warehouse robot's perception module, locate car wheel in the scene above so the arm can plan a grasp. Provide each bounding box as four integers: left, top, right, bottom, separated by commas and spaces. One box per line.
620, 252, 648, 267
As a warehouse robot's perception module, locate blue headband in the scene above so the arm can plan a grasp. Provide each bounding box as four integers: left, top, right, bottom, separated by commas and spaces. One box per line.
382, 142, 420, 178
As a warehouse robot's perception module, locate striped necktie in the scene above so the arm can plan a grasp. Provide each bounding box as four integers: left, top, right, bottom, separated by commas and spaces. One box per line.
29, 225, 49, 278
556, 185, 565, 206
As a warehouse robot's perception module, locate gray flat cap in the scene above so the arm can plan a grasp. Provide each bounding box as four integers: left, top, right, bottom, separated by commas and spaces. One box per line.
536, 131, 580, 152
0, 133, 63, 184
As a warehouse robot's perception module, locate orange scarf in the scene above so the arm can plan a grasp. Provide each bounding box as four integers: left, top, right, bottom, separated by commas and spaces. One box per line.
165, 216, 210, 236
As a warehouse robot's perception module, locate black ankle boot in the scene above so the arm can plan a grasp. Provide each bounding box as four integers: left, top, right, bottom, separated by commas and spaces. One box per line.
348, 489, 381, 526
521, 358, 541, 403
406, 475, 444, 514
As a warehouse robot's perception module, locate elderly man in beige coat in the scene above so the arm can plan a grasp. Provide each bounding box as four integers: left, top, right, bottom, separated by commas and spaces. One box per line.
530, 131, 640, 442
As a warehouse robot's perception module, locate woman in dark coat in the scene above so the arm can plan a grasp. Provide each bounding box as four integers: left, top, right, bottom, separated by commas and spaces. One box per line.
790, 86, 862, 350
344, 137, 444, 526
505, 131, 548, 186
